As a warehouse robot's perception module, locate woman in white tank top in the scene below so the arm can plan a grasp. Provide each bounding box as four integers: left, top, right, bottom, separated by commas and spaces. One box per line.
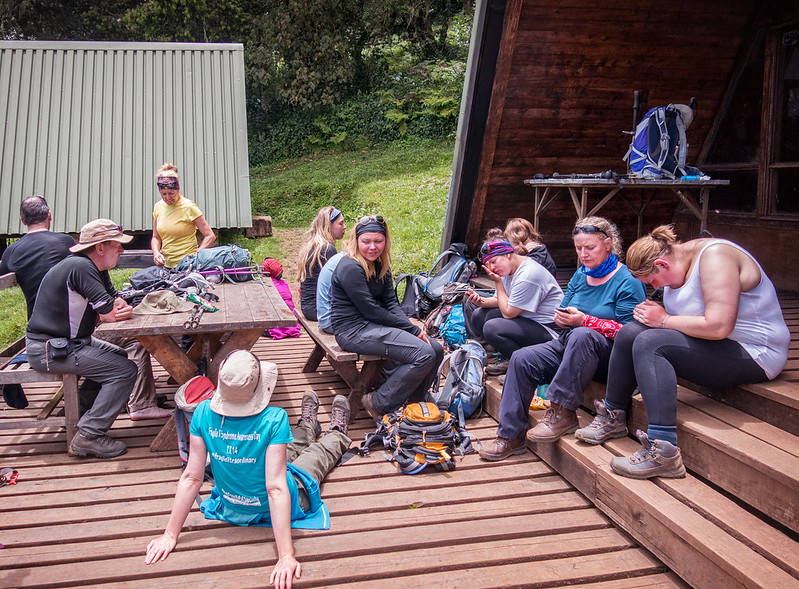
574, 225, 789, 480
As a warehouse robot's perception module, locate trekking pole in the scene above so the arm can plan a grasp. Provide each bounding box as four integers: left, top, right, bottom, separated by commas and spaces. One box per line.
183, 306, 200, 329
191, 307, 205, 329
632, 90, 641, 133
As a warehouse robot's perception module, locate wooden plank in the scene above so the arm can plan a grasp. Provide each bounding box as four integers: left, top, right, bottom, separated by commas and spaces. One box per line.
0, 271, 18, 289
0, 333, 683, 589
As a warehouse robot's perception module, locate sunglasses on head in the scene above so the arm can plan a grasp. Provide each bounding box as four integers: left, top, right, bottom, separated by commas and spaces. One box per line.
357, 215, 386, 226
573, 225, 608, 237
91, 224, 123, 238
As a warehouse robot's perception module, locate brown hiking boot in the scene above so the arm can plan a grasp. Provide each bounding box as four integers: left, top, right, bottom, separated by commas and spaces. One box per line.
526, 402, 578, 442
298, 390, 321, 438
478, 437, 526, 461
69, 432, 127, 459
360, 392, 382, 423
329, 395, 351, 436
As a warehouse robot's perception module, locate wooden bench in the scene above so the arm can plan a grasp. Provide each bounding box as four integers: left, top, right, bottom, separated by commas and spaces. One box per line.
295, 309, 386, 422
0, 272, 79, 450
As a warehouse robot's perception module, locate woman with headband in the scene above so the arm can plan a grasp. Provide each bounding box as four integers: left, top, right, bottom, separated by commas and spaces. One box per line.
329, 215, 444, 421
151, 163, 216, 268
464, 239, 563, 376
297, 206, 347, 321
575, 225, 789, 479
479, 216, 645, 461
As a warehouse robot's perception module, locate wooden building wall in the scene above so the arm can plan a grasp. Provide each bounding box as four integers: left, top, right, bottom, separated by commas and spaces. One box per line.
467, 0, 759, 273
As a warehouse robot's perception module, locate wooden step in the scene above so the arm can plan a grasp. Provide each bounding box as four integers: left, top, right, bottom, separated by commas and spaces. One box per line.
580, 383, 799, 534
485, 379, 799, 587
685, 375, 799, 437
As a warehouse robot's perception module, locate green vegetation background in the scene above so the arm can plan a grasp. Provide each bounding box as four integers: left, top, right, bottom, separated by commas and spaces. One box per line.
0, 6, 471, 350
0, 137, 454, 349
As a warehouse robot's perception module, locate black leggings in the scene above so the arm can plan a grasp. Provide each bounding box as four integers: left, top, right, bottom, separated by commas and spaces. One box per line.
605, 321, 768, 428
467, 305, 553, 358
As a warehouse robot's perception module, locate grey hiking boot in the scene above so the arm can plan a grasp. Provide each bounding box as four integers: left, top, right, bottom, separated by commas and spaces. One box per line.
69, 432, 127, 459
329, 395, 351, 435
574, 399, 628, 445
299, 390, 322, 438
610, 430, 686, 479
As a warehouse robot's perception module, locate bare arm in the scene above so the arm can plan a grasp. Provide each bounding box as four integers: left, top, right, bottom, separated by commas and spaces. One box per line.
98, 297, 133, 323
151, 218, 165, 266
266, 443, 301, 588
493, 281, 523, 318
145, 435, 208, 564
194, 215, 216, 251
636, 245, 744, 339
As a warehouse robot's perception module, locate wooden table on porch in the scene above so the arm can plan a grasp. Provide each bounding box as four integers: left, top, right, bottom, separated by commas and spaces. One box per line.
523, 177, 729, 235
95, 279, 297, 450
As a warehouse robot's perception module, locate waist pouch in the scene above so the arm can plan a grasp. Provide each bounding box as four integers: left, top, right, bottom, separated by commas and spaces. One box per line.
46, 338, 85, 360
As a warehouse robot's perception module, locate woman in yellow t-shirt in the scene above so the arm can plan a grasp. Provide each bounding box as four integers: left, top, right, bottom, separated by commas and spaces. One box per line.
151, 163, 216, 268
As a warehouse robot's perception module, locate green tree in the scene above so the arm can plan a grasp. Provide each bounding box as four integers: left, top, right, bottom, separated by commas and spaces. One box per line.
248, 0, 465, 110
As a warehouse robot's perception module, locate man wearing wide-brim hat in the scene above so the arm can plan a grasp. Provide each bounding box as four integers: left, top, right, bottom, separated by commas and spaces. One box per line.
25, 219, 142, 459
145, 350, 353, 588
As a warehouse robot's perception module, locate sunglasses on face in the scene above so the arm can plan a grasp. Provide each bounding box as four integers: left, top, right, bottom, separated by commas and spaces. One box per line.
357, 215, 386, 226
573, 225, 608, 237
91, 224, 123, 238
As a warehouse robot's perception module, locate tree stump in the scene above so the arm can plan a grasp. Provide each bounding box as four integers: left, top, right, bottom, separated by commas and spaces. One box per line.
245, 215, 272, 238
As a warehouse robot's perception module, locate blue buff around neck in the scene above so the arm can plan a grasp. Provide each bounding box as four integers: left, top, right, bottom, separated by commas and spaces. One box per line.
580, 253, 618, 278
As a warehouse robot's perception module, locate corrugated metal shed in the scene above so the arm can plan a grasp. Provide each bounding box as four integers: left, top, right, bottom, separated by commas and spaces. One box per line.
0, 41, 250, 236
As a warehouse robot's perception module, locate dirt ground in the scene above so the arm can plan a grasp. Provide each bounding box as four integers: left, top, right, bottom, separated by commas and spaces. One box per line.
273, 227, 307, 289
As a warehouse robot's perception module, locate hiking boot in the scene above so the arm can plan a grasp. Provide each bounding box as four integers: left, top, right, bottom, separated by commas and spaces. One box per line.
526, 402, 578, 442
610, 430, 686, 479
485, 359, 509, 376
478, 437, 526, 461
69, 432, 127, 459
129, 405, 173, 421
360, 392, 382, 423
574, 400, 628, 445
298, 390, 322, 438
329, 395, 351, 435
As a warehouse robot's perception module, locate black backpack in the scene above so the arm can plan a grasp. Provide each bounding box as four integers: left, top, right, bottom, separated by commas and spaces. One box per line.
395, 243, 475, 319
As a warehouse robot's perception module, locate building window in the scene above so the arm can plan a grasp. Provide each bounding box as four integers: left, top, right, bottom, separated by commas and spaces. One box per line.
702, 18, 799, 218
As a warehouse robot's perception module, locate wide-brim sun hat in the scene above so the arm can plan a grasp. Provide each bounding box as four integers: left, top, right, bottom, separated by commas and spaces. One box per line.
70, 218, 133, 252
133, 290, 196, 315
209, 350, 278, 417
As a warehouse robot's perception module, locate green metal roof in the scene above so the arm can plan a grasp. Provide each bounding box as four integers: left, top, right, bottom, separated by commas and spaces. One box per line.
0, 41, 251, 236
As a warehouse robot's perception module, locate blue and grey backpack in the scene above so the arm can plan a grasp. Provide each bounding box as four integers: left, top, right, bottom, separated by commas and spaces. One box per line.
625, 104, 693, 178
427, 339, 487, 427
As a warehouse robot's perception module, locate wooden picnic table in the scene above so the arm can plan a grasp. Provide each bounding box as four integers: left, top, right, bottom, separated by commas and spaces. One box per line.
96, 279, 297, 386
523, 177, 730, 236
96, 279, 296, 451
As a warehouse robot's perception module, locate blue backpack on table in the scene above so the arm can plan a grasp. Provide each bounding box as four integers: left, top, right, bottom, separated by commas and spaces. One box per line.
625, 104, 692, 178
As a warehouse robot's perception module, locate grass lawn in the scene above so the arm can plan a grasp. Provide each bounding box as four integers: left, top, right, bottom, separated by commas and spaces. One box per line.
0, 138, 455, 350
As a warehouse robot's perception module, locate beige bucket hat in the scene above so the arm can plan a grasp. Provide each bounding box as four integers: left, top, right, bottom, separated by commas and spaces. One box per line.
133, 290, 195, 315
209, 350, 278, 417
70, 219, 133, 252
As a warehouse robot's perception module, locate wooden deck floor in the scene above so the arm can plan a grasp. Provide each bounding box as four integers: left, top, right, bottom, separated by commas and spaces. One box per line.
0, 335, 685, 588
